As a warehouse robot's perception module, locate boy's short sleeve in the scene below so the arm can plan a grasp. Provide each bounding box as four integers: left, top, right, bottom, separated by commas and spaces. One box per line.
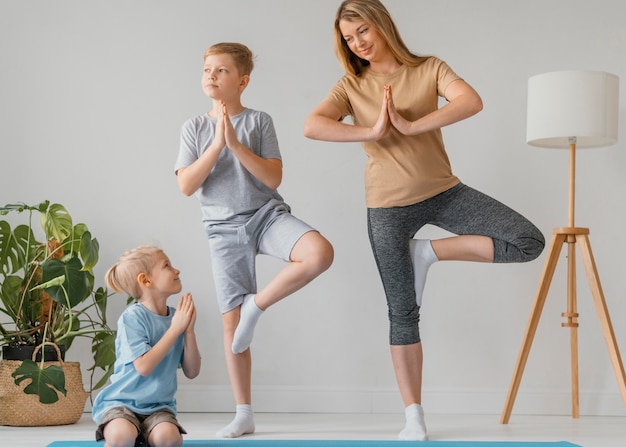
116, 310, 151, 365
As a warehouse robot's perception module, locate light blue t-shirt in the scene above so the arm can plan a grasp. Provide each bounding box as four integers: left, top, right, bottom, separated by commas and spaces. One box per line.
175, 108, 285, 225
91, 303, 184, 423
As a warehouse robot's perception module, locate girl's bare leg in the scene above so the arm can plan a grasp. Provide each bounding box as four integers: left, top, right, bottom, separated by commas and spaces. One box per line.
390, 342, 428, 441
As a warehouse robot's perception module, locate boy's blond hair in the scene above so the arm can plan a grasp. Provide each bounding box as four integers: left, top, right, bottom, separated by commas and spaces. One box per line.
105, 245, 163, 299
204, 42, 255, 76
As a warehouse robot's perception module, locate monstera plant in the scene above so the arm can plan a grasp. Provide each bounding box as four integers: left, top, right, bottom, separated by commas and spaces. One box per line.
0, 201, 115, 404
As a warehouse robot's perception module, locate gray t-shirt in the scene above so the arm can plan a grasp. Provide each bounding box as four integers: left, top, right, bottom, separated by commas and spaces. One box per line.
176, 108, 284, 224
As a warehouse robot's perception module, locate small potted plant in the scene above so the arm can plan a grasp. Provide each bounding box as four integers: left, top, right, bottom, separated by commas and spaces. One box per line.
0, 201, 116, 425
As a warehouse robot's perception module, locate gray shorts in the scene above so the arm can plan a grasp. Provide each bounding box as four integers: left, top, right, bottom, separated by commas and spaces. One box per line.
95, 406, 186, 442
205, 199, 315, 313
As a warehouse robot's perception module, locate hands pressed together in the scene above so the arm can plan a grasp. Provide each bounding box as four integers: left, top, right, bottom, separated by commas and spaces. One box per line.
171, 292, 197, 337
214, 100, 242, 152
370, 85, 415, 141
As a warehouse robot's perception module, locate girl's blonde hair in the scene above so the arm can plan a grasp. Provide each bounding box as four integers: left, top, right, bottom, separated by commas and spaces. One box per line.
105, 245, 163, 299
333, 0, 428, 76
203, 42, 255, 76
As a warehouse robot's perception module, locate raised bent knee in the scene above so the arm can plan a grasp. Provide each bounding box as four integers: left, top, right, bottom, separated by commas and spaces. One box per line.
294, 231, 334, 274
519, 234, 546, 262
313, 237, 334, 273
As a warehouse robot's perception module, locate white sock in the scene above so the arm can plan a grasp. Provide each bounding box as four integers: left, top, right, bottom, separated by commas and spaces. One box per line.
232, 294, 263, 354
409, 239, 438, 307
216, 404, 255, 438
399, 403, 428, 441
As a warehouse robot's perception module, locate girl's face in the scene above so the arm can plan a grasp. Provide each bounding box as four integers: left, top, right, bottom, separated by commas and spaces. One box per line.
202, 53, 248, 101
339, 19, 387, 63
147, 251, 182, 296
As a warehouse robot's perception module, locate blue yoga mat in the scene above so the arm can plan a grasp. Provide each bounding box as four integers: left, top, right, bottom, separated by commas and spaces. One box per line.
47, 440, 582, 447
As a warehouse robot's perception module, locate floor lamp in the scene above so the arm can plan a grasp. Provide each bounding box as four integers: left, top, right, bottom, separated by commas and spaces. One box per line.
500, 70, 626, 423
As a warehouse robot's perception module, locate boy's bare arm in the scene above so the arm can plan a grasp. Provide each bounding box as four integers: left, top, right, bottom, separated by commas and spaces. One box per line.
176, 142, 223, 197
133, 327, 182, 377
133, 294, 195, 377
181, 329, 201, 379
181, 296, 201, 378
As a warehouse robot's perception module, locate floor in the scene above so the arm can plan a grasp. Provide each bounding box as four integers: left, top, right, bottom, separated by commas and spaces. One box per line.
1, 412, 624, 447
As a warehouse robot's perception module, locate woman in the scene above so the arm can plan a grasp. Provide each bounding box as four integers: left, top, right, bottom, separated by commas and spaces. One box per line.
303, 0, 544, 440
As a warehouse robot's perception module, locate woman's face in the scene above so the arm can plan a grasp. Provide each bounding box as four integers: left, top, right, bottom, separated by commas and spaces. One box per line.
339, 19, 387, 63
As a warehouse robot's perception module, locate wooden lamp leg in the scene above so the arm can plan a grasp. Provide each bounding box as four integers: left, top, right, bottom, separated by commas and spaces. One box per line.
562, 234, 580, 418
577, 234, 626, 405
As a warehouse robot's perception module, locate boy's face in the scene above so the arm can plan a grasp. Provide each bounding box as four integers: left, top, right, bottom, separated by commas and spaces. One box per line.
202, 53, 248, 101
147, 251, 182, 296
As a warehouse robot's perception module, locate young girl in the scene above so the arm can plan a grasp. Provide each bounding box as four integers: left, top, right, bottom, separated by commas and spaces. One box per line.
304, 0, 545, 440
92, 245, 201, 447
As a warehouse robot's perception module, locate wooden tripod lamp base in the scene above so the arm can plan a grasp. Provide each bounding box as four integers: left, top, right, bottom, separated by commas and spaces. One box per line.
500, 226, 626, 424
503, 69, 623, 423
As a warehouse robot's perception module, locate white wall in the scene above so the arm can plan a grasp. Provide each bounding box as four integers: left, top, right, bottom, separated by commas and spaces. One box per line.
1, 0, 625, 417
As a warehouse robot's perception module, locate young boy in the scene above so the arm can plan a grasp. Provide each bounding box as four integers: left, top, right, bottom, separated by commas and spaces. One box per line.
92, 246, 201, 447
175, 42, 333, 438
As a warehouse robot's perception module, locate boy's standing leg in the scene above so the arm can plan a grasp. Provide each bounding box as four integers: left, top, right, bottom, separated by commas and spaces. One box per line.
217, 229, 333, 438
217, 305, 256, 438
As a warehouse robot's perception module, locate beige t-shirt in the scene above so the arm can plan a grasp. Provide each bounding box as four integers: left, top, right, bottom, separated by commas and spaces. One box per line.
326, 57, 462, 208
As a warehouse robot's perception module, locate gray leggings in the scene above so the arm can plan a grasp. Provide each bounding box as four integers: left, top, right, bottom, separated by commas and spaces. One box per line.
367, 183, 545, 346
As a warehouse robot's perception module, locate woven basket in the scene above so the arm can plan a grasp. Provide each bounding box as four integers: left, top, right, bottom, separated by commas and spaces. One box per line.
0, 343, 89, 426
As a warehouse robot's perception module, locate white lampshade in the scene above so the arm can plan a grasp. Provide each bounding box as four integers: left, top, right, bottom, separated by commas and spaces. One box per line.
526, 70, 619, 148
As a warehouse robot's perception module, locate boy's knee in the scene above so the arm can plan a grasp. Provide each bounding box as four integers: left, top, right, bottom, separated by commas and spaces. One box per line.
102, 422, 138, 447
297, 232, 334, 273
314, 238, 334, 272
148, 422, 183, 447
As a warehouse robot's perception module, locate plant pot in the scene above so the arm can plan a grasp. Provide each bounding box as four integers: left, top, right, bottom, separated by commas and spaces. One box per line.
1, 344, 66, 362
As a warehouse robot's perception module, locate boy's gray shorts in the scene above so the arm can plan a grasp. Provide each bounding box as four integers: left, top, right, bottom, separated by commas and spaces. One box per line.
204, 199, 315, 314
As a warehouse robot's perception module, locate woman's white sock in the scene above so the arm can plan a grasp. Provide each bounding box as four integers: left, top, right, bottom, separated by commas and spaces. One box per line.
409, 239, 438, 307
399, 403, 428, 441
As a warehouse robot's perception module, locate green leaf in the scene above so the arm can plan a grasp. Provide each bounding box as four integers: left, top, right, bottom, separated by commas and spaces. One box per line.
40, 257, 88, 307
79, 231, 99, 271
11, 359, 67, 404
91, 364, 114, 391
90, 331, 116, 391
41, 203, 72, 242
94, 287, 109, 324
0, 222, 35, 276
92, 331, 116, 370
0, 275, 24, 320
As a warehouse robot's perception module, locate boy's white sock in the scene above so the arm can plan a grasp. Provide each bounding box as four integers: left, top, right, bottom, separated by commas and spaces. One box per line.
399, 403, 428, 441
232, 294, 263, 354
409, 239, 438, 307
216, 404, 255, 438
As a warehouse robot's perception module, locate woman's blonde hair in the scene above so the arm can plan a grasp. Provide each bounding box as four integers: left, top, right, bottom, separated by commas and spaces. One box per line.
333, 0, 427, 76
105, 245, 163, 299
203, 42, 255, 76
